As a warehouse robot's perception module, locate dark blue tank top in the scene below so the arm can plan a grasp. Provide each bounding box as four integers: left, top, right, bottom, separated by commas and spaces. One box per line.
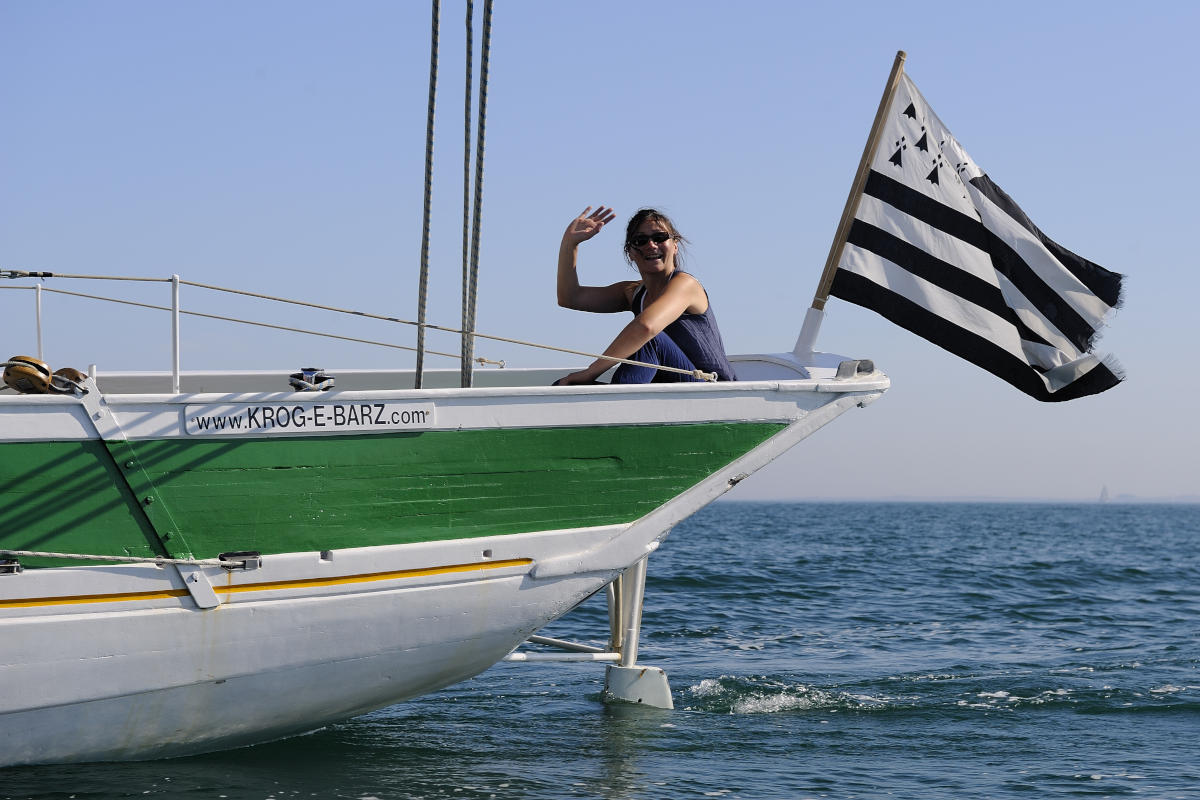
633, 271, 737, 381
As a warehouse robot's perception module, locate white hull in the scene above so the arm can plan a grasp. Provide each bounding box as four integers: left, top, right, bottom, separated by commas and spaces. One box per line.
0, 355, 887, 764
5, 558, 604, 764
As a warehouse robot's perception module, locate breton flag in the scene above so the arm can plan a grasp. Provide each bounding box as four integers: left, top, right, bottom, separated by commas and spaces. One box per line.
828, 70, 1124, 402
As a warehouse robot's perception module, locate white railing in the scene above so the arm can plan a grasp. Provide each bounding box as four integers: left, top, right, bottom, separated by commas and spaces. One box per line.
1, 270, 715, 387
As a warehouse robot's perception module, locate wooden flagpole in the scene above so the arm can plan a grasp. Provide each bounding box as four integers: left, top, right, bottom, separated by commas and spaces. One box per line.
794, 50, 906, 356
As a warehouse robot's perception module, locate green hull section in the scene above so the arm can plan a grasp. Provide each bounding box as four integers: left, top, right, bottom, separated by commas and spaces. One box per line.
1, 423, 784, 564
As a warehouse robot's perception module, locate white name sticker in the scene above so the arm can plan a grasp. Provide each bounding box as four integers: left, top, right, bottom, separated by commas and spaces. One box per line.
185, 402, 436, 436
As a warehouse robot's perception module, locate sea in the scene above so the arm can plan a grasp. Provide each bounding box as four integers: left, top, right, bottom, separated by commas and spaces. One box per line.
4, 502, 1197, 799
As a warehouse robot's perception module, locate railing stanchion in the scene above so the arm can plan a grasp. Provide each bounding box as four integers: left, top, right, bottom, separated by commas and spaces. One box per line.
171, 274, 181, 393
35, 283, 44, 360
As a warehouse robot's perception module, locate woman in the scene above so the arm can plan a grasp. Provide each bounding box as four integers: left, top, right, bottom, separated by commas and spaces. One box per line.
554, 206, 737, 385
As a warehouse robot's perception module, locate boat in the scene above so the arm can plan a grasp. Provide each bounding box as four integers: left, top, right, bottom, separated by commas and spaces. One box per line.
0, 270, 887, 765
0, 2, 901, 765
8, 0, 1134, 751
0, 31, 1127, 762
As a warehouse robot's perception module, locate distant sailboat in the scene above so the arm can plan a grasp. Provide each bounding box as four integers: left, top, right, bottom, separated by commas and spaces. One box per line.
1099, 485, 1110, 503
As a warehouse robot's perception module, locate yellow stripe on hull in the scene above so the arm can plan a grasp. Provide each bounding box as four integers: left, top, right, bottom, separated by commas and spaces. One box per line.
0, 557, 533, 609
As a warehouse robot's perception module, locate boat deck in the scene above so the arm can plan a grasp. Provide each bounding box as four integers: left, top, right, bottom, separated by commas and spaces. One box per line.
1, 350, 875, 397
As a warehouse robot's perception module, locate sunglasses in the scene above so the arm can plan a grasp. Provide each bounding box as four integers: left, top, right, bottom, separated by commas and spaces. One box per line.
629, 231, 672, 248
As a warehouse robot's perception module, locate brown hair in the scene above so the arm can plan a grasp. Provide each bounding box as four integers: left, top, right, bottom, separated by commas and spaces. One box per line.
623, 208, 690, 270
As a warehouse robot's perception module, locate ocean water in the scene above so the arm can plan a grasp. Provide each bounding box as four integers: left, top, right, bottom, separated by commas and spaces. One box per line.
4, 502, 1197, 799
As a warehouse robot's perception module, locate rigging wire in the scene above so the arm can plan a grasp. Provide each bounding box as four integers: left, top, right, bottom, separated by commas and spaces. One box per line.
16, 284, 474, 362
459, 0, 475, 387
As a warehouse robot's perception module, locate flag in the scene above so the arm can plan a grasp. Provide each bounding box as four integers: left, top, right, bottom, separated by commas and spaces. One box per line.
830, 73, 1124, 402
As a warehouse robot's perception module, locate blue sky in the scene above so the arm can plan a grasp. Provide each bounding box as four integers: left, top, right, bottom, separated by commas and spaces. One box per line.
2, 1, 1196, 501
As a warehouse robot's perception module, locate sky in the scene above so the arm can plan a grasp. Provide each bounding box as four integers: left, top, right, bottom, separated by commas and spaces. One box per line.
2, 1, 1197, 502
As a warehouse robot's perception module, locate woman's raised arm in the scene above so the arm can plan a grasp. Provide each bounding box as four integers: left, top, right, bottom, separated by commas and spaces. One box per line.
556, 206, 633, 312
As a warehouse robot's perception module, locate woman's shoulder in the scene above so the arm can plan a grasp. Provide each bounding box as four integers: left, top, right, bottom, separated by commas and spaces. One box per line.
668, 269, 708, 291
660, 271, 709, 316
669, 270, 709, 299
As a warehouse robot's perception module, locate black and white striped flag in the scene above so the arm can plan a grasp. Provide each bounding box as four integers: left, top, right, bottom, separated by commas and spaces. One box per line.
831, 73, 1124, 402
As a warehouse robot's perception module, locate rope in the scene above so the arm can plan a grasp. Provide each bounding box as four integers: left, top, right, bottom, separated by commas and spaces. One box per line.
460, 0, 476, 387
0, 360, 88, 394
0, 549, 253, 566
414, 0, 440, 390
463, 0, 493, 387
